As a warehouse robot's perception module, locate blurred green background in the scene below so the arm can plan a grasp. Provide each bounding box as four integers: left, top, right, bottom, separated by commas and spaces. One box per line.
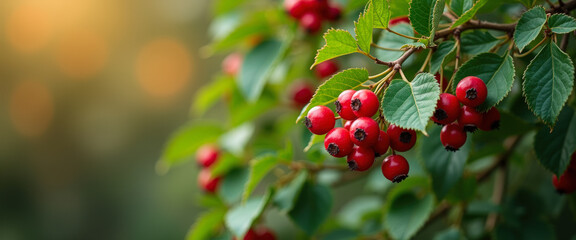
0, 0, 218, 239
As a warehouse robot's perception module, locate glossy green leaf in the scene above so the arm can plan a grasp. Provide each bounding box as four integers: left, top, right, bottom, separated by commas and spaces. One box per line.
338, 196, 383, 228
242, 154, 278, 202
356, 2, 374, 53
373, 0, 391, 29
382, 73, 440, 132
218, 167, 249, 204
453, 53, 515, 112
534, 107, 576, 176
313, 29, 359, 67
374, 23, 414, 62
219, 123, 254, 156
296, 68, 369, 123
409, 0, 445, 39
289, 182, 333, 235
186, 208, 226, 240
274, 171, 308, 213
514, 6, 546, 52
548, 14, 576, 34
390, 0, 411, 18
451, 0, 488, 29
304, 134, 325, 152
433, 227, 465, 240
225, 190, 273, 238
523, 41, 574, 126
210, 12, 273, 52
450, 0, 473, 16
229, 87, 277, 127
461, 31, 500, 55
420, 125, 471, 199
193, 75, 233, 115
384, 193, 434, 240
430, 41, 456, 74
238, 40, 283, 102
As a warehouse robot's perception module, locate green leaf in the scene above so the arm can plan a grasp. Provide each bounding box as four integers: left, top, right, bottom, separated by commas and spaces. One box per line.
430, 41, 456, 74
288, 182, 333, 235
193, 75, 233, 115
451, 0, 488, 29
238, 40, 283, 102
453, 53, 515, 112
534, 107, 576, 176
242, 154, 278, 202
274, 171, 308, 213
384, 193, 434, 240
401, 42, 426, 49
390, 0, 411, 18
450, 0, 473, 16
186, 208, 226, 240
409, 0, 445, 39
548, 14, 576, 34
213, 0, 248, 15
218, 167, 250, 205
225, 190, 273, 238
373, 0, 391, 29
514, 6, 546, 52
157, 122, 225, 173
461, 31, 500, 55
374, 23, 414, 62
304, 134, 326, 152
382, 73, 440, 132
338, 196, 383, 229
209, 12, 272, 52
219, 123, 254, 156
296, 68, 369, 123
433, 227, 465, 240
420, 125, 471, 199
356, 2, 374, 54
312, 29, 359, 68
523, 41, 574, 126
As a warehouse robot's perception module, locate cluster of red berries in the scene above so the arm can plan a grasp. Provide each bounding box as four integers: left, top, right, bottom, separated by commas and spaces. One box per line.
195, 144, 222, 193
552, 153, 576, 194
233, 227, 276, 240
284, 0, 341, 33
305, 89, 414, 183
433, 76, 501, 151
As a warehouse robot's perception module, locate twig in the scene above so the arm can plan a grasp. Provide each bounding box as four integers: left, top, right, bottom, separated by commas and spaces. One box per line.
514, 36, 548, 57
386, 27, 421, 40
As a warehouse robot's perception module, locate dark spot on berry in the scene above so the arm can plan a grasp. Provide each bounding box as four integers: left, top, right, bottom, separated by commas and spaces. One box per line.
399, 132, 412, 143
327, 143, 340, 156
465, 88, 478, 100
351, 98, 361, 111
304, 117, 312, 128
445, 146, 459, 152
434, 109, 448, 120
463, 125, 477, 133
334, 101, 342, 114
491, 121, 500, 130
354, 128, 367, 141
392, 174, 408, 183
347, 160, 358, 170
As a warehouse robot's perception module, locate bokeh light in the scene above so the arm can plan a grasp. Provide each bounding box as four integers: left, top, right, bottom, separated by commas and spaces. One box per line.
5, 1, 54, 53
9, 80, 54, 138
54, 29, 109, 80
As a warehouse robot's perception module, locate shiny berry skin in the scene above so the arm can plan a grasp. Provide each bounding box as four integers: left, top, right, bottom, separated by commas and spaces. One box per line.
347, 145, 375, 171
349, 117, 380, 147
456, 76, 487, 107
324, 128, 354, 158
373, 130, 390, 157
305, 105, 335, 135
387, 124, 417, 152
478, 107, 500, 131
343, 120, 353, 130
351, 89, 379, 117
335, 90, 357, 120
300, 12, 323, 33
285, 0, 320, 19
389, 16, 410, 26
434, 73, 449, 92
381, 154, 410, 183
432, 93, 461, 125
440, 123, 467, 151
325, 5, 341, 21
196, 144, 220, 168
314, 60, 339, 79
290, 82, 314, 108
198, 168, 221, 193
458, 105, 483, 132
222, 52, 243, 77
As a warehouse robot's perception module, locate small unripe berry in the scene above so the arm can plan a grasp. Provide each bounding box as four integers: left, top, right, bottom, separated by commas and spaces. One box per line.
198, 168, 221, 193
300, 12, 323, 33
479, 107, 500, 131
351, 89, 380, 118
305, 105, 335, 135
347, 145, 375, 171
456, 76, 487, 107
222, 52, 243, 77
381, 154, 410, 183
432, 93, 461, 125
440, 123, 467, 151
349, 117, 380, 147
335, 90, 358, 120
458, 105, 483, 132
196, 144, 220, 168
324, 128, 354, 158
290, 82, 314, 108
387, 124, 417, 152
314, 60, 339, 79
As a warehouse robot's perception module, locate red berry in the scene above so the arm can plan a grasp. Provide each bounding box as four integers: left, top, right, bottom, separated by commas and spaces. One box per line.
373, 130, 390, 156
324, 127, 354, 158
290, 82, 314, 108
240, 228, 258, 240
324, 5, 341, 21
305, 106, 335, 135
389, 16, 410, 26
285, 0, 320, 19
300, 12, 323, 33
335, 90, 357, 120
257, 228, 276, 240
456, 76, 487, 107
196, 144, 220, 168
552, 170, 576, 194
314, 60, 339, 79
479, 107, 500, 131
343, 120, 353, 130
434, 73, 449, 92
387, 124, 417, 152
222, 52, 243, 77
349, 117, 380, 147
458, 105, 483, 132
381, 154, 410, 183
351, 89, 379, 118
440, 123, 467, 151
432, 93, 461, 125
347, 145, 375, 171
198, 168, 221, 193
